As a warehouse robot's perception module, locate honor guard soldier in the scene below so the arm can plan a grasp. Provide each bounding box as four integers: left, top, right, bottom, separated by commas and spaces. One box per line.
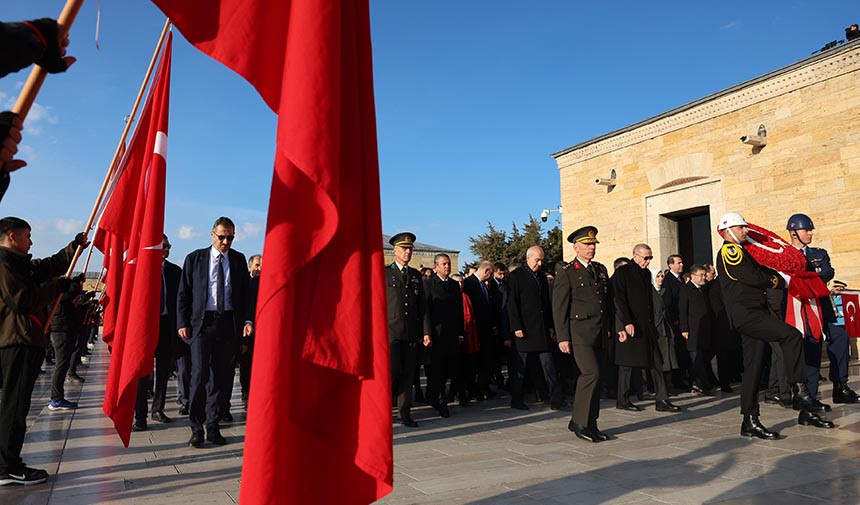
386, 232, 431, 427
786, 213, 860, 406
715, 212, 829, 440
552, 226, 612, 442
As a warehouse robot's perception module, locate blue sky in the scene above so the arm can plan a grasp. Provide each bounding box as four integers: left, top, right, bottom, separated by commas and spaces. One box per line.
2, 1, 855, 269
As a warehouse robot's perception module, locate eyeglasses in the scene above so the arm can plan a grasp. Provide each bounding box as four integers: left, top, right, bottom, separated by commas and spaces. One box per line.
636, 254, 653, 261
214, 234, 235, 242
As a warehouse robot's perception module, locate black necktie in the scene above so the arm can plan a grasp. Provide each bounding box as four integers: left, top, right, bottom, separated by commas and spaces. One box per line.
480, 279, 489, 301
216, 254, 225, 312
586, 263, 596, 280
401, 266, 408, 281
161, 265, 167, 316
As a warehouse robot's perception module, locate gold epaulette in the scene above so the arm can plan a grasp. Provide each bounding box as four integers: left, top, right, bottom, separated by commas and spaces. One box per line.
721, 243, 743, 281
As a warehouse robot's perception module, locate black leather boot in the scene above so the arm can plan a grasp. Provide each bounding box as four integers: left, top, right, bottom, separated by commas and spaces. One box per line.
792, 382, 824, 412
798, 410, 835, 429
833, 382, 860, 404
740, 415, 779, 440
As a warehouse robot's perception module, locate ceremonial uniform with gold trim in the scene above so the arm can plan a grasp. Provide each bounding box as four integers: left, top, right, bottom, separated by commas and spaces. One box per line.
716, 241, 804, 416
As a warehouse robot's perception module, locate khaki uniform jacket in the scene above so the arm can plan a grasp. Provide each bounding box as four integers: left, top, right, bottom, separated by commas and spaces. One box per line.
386, 263, 431, 342
552, 258, 609, 347
0, 241, 76, 349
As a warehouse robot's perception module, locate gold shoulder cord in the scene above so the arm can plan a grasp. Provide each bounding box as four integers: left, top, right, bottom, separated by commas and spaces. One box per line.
721, 244, 743, 281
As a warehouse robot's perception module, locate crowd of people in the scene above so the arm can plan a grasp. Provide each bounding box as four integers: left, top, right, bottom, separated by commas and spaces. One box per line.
0, 216, 261, 486
386, 212, 859, 444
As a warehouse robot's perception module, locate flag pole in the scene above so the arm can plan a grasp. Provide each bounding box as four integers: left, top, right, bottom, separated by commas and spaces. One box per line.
11, 0, 86, 119
80, 235, 97, 276
43, 18, 172, 332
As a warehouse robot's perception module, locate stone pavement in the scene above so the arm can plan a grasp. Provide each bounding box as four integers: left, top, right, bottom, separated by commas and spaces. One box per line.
2, 341, 859, 505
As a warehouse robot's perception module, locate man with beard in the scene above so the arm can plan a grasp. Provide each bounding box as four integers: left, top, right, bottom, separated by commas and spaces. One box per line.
613, 244, 681, 413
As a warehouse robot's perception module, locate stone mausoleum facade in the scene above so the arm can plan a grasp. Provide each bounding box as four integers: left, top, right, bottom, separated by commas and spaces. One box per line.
552, 39, 860, 286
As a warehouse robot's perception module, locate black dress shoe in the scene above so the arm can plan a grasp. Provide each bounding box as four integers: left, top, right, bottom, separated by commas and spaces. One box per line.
798, 410, 835, 429
439, 404, 450, 418
188, 431, 204, 448
510, 403, 529, 411
740, 415, 779, 440
792, 382, 824, 412
151, 411, 172, 423
550, 400, 570, 410
720, 385, 734, 393
400, 418, 418, 428
638, 392, 656, 401
221, 411, 234, 423
833, 382, 860, 404
568, 421, 600, 443
178, 405, 189, 416
655, 400, 682, 412
615, 402, 641, 411
132, 420, 147, 432
815, 399, 833, 412
588, 423, 612, 441
206, 427, 227, 445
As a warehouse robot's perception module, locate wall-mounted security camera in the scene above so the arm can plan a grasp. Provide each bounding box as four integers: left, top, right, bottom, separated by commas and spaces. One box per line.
540, 210, 549, 222
740, 135, 767, 147
594, 178, 617, 187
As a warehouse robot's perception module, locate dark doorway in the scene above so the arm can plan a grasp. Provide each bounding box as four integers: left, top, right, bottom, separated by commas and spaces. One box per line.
664, 206, 713, 268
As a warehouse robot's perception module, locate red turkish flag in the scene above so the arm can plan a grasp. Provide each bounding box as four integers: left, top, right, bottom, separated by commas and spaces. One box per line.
95, 230, 124, 345
151, 1, 392, 503
842, 291, 860, 338
97, 35, 172, 446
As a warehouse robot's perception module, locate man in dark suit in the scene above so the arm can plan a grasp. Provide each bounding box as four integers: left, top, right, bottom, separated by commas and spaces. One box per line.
239, 254, 261, 410
462, 260, 498, 400
507, 246, 562, 410
679, 263, 715, 395
133, 234, 182, 431
423, 253, 463, 418
715, 212, 827, 439
177, 217, 253, 448
613, 244, 681, 413
386, 232, 431, 427
553, 226, 612, 443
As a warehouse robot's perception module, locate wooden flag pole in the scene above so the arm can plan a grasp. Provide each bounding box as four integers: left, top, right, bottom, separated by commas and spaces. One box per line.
43, 18, 172, 332
11, 0, 86, 119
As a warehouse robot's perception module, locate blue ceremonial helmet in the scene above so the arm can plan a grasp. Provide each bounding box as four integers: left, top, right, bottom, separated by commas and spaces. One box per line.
786, 213, 815, 231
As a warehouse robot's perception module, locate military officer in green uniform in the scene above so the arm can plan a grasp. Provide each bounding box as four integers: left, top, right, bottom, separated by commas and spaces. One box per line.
715, 212, 829, 440
386, 232, 431, 427
553, 226, 612, 443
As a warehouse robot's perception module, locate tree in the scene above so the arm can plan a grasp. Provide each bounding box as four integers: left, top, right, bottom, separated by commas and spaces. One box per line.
468, 222, 507, 264
468, 217, 563, 273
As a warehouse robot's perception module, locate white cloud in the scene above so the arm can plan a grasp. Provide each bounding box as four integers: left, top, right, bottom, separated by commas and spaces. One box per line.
17, 145, 36, 161
721, 20, 741, 30
55, 219, 84, 235
177, 225, 194, 239
236, 222, 263, 241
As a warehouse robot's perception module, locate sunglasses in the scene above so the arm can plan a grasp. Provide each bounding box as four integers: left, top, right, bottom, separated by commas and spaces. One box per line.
214, 234, 235, 242
637, 254, 653, 261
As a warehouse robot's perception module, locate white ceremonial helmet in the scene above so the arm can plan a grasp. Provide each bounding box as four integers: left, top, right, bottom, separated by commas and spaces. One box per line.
718, 212, 748, 231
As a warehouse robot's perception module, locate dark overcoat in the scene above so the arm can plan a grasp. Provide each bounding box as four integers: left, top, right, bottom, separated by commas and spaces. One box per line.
424, 274, 464, 352
506, 266, 553, 353
463, 274, 495, 345
612, 262, 657, 367
678, 282, 713, 352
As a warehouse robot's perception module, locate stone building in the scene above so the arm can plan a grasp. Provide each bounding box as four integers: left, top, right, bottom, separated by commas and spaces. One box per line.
552, 39, 860, 285
382, 234, 460, 273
